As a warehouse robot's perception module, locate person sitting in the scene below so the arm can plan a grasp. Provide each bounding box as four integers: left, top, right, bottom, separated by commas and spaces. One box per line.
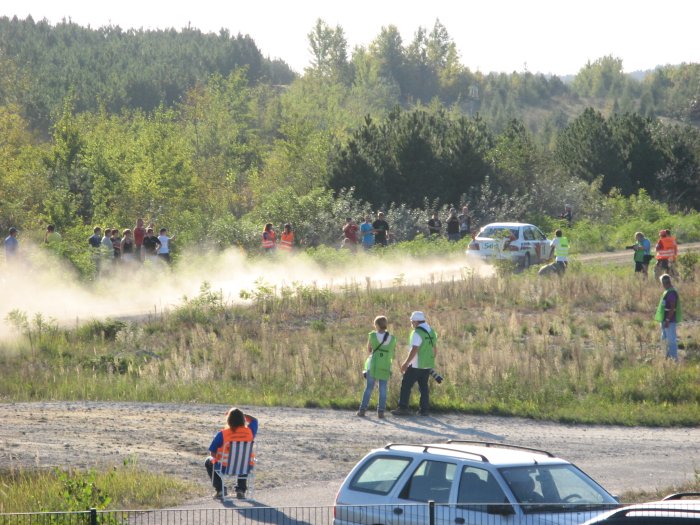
205, 408, 258, 499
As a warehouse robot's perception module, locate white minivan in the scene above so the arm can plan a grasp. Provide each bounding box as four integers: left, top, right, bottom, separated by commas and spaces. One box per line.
334, 441, 618, 525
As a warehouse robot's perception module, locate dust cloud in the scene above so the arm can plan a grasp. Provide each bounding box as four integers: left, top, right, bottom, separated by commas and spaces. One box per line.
0, 244, 493, 340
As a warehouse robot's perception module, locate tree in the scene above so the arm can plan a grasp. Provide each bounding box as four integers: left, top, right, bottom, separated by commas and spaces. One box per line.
306, 19, 351, 84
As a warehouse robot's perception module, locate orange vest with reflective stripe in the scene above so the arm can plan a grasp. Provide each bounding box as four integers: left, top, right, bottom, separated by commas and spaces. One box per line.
213, 426, 254, 466
280, 231, 294, 251
262, 230, 276, 249
656, 237, 674, 260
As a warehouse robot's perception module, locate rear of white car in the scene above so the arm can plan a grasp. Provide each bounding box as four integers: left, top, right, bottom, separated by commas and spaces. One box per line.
467, 223, 550, 269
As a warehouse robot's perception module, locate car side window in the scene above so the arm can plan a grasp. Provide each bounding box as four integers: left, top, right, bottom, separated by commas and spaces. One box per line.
349, 455, 412, 495
534, 227, 547, 240
523, 228, 535, 241
400, 460, 456, 503
457, 466, 509, 510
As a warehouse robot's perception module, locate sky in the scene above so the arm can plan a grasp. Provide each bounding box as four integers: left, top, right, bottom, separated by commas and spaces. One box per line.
2, 0, 698, 75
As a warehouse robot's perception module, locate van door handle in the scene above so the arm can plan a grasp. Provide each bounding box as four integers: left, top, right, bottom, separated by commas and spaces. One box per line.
393, 508, 404, 515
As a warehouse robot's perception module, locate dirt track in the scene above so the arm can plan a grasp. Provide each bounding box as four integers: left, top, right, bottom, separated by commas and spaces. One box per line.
1, 402, 698, 508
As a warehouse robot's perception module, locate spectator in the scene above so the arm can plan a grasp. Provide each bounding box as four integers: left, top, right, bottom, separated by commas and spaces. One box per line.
655, 274, 682, 362
142, 227, 161, 259
392, 311, 438, 417
342, 217, 359, 251
111, 229, 122, 261
4, 227, 19, 262
121, 229, 135, 262
279, 223, 294, 253
372, 212, 390, 247
559, 204, 573, 227
205, 408, 257, 500
133, 218, 146, 262
102, 227, 114, 251
157, 228, 175, 263
458, 205, 471, 239
427, 213, 442, 236
446, 208, 460, 242
357, 316, 396, 419
44, 224, 61, 244
261, 223, 276, 253
627, 232, 651, 276
88, 227, 103, 249
360, 216, 375, 250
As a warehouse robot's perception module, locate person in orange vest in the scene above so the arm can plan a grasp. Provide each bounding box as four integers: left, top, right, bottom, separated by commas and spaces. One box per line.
262, 223, 276, 253
205, 407, 257, 499
655, 229, 675, 277
279, 223, 294, 253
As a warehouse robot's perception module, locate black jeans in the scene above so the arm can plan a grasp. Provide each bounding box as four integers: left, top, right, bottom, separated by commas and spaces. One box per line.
398, 367, 431, 413
205, 457, 248, 492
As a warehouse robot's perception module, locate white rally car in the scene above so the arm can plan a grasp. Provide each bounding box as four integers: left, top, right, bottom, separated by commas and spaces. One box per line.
466, 222, 551, 269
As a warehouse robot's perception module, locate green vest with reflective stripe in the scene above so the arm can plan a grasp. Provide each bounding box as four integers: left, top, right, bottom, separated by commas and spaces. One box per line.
367, 331, 396, 380
411, 326, 437, 369
655, 287, 682, 323
555, 237, 569, 257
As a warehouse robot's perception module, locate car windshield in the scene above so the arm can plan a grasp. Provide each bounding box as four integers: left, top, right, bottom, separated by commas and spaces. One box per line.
499, 465, 618, 514
480, 226, 518, 239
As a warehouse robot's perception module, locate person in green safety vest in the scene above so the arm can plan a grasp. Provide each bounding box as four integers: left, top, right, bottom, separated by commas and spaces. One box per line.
655, 274, 682, 362
392, 311, 438, 417
357, 316, 396, 419
548, 229, 569, 273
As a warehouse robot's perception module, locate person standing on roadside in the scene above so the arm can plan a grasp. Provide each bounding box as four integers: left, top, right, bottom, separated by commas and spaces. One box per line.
133, 218, 146, 262
279, 223, 294, 253
4, 227, 19, 262
262, 223, 276, 253
372, 212, 390, 247
360, 216, 375, 250
548, 229, 569, 273
627, 232, 651, 276
44, 224, 61, 244
142, 227, 161, 260
157, 228, 175, 263
342, 217, 359, 251
392, 311, 438, 417
427, 212, 442, 236
458, 205, 472, 239
655, 274, 682, 362
357, 316, 396, 419
446, 208, 460, 242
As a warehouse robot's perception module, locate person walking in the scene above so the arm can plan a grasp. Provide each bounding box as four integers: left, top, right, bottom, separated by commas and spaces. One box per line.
627, 232, 651, 276
357, 316, 396, 419
392, 311, 438, 417
654, 229, 674, 278
446, 208, 460, 242
655, 274, 682, 362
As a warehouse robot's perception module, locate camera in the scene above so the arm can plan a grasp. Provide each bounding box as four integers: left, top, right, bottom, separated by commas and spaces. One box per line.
430, 369, 444, 384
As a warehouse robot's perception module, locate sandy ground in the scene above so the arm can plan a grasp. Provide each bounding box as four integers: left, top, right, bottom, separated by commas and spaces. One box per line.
1, 402, 699, 509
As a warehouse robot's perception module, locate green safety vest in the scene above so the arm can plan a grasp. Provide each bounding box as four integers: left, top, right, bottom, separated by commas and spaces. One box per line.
655, 287, 682, 323
633, 243, 646, 263
366, 331, 396, 381
411, 325, 437, 369
555, 237, 569, 257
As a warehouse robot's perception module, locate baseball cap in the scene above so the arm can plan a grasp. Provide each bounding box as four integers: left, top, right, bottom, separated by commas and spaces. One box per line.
410, 311, 426, 322
9, 227, 17, 234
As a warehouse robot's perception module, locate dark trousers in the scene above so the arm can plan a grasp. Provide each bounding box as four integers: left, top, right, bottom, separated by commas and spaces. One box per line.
398, 367, 431, 413
205, 457, 247, 492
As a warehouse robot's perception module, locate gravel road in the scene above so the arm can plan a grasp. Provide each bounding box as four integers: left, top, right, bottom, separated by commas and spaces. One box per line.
1, 402, 698, 510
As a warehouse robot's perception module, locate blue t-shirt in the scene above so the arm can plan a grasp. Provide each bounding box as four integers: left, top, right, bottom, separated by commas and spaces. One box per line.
4, 235, 18, 257
360, 223, 374, 246
641, 238, 651, 255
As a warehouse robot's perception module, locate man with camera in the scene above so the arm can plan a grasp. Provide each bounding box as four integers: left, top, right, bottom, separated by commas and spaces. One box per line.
392, 311, 439, 417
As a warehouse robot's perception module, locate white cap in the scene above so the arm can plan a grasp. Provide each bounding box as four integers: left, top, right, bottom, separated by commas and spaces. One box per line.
410, 311, 426, 322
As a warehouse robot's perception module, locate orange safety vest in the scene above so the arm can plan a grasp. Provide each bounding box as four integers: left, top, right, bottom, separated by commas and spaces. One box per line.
656, 237, 675, 260
280, 231, 294, 251
213, 426, 254, 467
262, 230, 276, 249
670, 236, 678, 259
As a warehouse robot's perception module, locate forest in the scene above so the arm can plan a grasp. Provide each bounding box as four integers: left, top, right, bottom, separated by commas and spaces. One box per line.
1, 15, 700, 276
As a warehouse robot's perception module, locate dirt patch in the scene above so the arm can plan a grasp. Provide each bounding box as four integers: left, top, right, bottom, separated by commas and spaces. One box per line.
1, 402, 699, 507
